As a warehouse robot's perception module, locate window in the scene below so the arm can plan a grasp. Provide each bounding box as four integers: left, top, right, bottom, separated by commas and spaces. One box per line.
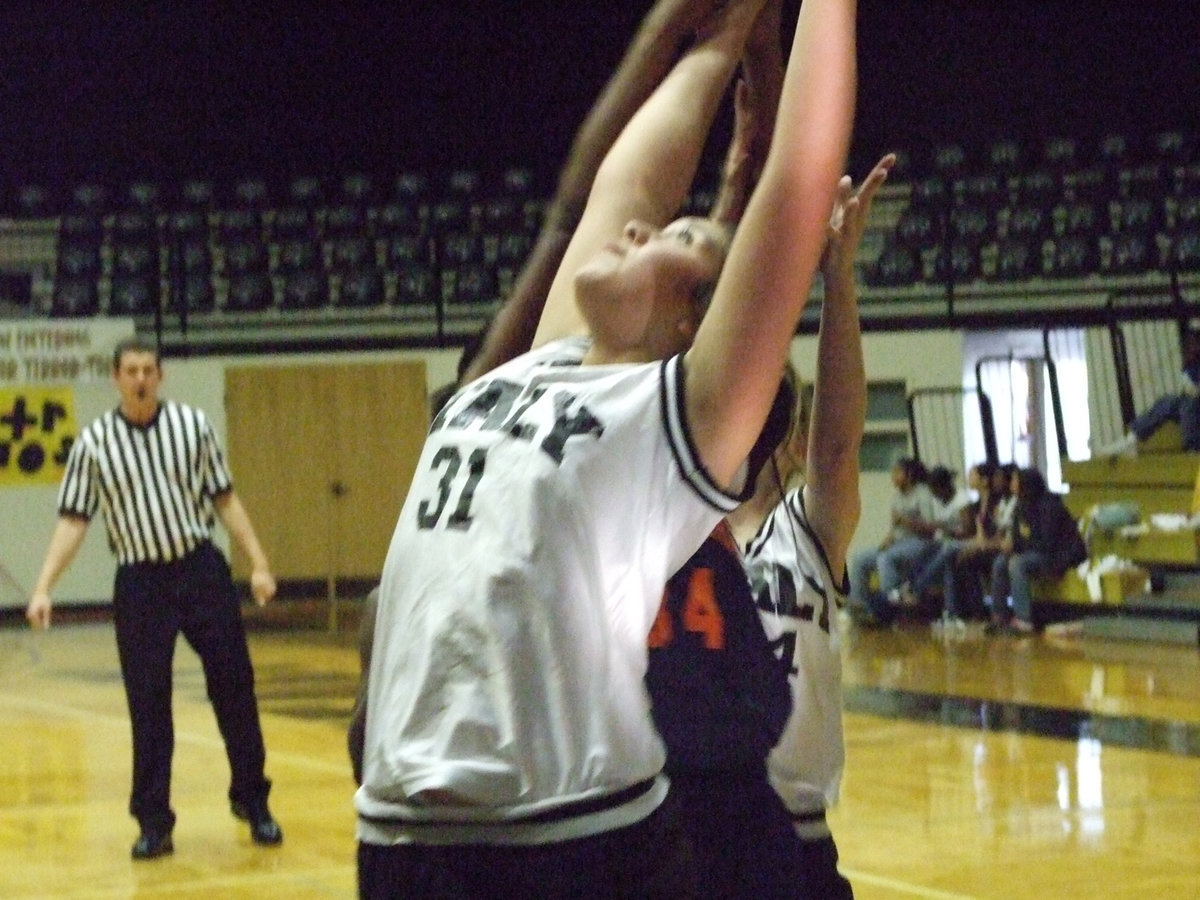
861, 380, 910, 471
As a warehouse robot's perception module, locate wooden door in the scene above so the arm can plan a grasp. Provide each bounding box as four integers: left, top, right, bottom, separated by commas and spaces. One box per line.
326, 361, 428, 578
224, 361, 427, 584
225, 365, 334, 581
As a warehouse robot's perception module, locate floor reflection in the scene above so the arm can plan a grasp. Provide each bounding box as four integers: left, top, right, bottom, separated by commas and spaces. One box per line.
844, 684, 1200, 757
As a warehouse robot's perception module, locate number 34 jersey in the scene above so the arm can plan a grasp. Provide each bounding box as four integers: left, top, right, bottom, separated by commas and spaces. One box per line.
357, 338, 745, 842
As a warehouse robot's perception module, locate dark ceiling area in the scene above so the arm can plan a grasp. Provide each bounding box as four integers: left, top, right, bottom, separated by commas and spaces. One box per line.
1, 1, 1196, 190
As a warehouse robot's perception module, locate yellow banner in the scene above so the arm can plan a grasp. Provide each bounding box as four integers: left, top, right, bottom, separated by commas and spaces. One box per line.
0, 386, 78, 486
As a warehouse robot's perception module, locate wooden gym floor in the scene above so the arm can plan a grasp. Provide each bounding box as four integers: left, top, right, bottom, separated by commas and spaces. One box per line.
2, 602, 1198, 899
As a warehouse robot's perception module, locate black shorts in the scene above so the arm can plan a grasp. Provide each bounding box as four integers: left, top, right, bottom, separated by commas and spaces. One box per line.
667, 771, 854, 900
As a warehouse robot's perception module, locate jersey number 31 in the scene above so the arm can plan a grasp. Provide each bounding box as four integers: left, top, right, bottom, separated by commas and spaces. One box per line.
416, 446, 487, 531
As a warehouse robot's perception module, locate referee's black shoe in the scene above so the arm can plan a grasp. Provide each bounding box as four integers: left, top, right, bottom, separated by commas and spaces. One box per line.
231, 800, 284, 846
131, 828, 174, 860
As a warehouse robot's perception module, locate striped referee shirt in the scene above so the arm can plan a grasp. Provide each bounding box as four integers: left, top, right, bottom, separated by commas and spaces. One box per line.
57, 400, 234, 565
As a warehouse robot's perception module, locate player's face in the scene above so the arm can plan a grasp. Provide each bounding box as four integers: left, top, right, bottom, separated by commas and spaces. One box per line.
623, 216, 727, 300
113, 350, 162, 421
576, 216, 728, 354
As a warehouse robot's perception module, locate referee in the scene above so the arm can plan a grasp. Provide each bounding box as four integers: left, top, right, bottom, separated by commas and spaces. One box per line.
26, 336, 283, 860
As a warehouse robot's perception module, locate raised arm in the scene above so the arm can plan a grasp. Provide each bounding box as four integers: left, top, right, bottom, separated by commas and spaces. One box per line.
533, 0, 765, 347
709, 0, 784, 226
462, 0, 725, 382
685, 0, 857, 489
803, 153, 894, 575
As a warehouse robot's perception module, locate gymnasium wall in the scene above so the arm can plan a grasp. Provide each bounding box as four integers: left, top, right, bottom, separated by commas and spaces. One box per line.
1, 330, 962, 610
0, 344, 460, 609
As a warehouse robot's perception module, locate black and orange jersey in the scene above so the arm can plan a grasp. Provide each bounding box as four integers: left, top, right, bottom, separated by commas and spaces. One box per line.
646, 521, 792, 774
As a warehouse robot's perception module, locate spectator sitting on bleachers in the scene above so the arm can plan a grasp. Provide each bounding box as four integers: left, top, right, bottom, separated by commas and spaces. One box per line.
1096, 327, 1200, 456
946, 461, 1019, 622
984, 466, 1087, 635
927, 464, 974, 539
898, 463, 986, 621
848, 457, 937, 627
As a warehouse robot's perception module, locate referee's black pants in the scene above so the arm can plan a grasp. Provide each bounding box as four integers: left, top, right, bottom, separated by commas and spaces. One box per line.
112, 541, 271, 833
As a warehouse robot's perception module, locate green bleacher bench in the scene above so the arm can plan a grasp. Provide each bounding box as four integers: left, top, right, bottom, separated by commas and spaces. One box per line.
1061, 421, 1200, 568
1032, 566, 1151, 606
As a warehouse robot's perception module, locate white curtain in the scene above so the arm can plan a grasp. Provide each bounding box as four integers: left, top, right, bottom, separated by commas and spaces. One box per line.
964, 328, 1089, 492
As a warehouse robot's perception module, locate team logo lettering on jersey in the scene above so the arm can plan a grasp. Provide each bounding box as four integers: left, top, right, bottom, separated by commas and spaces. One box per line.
748, 555, 831, 676
749, 561, 830, 633
430, 377, 605, 464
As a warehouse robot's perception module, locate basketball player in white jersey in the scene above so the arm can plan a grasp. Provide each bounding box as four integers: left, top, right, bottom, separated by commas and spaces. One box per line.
357, 0, 859, 895
349, 0, 776, 789
730, 152, 895, 898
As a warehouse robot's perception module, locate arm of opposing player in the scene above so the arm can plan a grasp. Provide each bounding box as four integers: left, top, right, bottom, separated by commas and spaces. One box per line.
709, 0, 784, 226
465, 0, 726, 376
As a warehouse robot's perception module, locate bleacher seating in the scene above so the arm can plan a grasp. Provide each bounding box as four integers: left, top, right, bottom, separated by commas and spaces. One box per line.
280, 268, 328, 310
51, 278, 100, 317
395, 262, 437, 307
56, 238, 101, 281
335, 266, 384, 308
163, 209, 214, 315
109, 275, 158, 316
1061, 424, 1200, 567
107, 209, 161, 316
0, 125, 1195, 348
179, 179, 216, 209
53, 190, 106, 317
15, 183, 54, 219
992, 238, 1035, 281
1176, 230, 1200, 271
860, 127, 1200, 298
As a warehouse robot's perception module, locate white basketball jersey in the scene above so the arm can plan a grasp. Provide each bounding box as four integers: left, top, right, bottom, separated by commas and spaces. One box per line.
357, 338, 742, 844
743, 487, 848, 816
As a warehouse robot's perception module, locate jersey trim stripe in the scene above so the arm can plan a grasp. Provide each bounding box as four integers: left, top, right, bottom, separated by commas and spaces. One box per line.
357, 776, 668, 847
360, 777, 657, 829
659, 355, 741, 513
787, 489, 851, 594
